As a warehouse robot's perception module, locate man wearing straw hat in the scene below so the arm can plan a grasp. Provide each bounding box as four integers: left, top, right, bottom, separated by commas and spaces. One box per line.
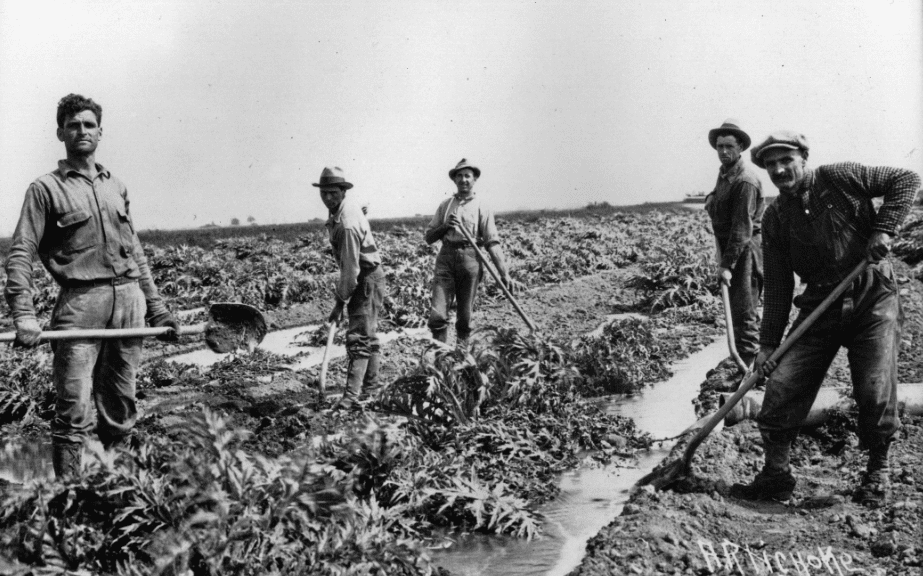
704, 119, 764, 369
315, 166, 386, 408
425, 159, 516, 346
730, 131, 919, 506
4, 94, 179, 477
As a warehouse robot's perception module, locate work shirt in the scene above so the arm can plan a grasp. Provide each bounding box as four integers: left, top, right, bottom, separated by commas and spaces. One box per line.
326, 197, 382, 302
4, 161, 169, 322
426, 193, 500, 247
760, 162, 920, 347
705, 157, 764, 270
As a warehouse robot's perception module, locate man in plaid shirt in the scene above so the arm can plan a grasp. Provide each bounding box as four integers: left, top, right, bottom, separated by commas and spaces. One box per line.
730, 131, 920, 506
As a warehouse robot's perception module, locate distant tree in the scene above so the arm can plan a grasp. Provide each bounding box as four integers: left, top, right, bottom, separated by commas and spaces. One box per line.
247, 215, 256, 225
230, 217, 241, 226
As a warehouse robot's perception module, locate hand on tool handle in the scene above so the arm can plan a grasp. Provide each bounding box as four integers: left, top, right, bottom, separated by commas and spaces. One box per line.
328, 300, 345, 325
13, 318, 42, 347
753, 344, 778, 378
716, 266, 732, 287
148, 311, 181, 342
867, 232, 893, 262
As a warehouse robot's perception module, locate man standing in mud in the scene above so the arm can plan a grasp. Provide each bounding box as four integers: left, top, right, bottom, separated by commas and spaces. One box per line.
425, 159, 516, 346
731, 131, 920, 506
704, 119, 764, 368
315, 166, 386, 409
4, 94, 179, 478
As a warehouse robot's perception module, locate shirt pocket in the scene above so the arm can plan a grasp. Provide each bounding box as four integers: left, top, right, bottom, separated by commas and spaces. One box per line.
56, 210, 97, 254
115, 207, 136, 255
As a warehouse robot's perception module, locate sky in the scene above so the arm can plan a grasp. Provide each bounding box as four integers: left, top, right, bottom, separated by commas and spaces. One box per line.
1, 0, 921, 235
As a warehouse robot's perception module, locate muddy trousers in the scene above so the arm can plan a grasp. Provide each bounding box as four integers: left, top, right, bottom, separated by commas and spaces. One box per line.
49, 281, 146, 477
343, 266, 386, 402
727, 242, 762, 365
757, 261, 902, 452
428, 245, 482, 342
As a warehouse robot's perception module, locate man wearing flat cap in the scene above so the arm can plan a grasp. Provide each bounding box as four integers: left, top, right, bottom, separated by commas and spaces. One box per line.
730, 131, 921, 507
425, 159, 515, 346
314, 166, 386, 408
704, 119, 765, 368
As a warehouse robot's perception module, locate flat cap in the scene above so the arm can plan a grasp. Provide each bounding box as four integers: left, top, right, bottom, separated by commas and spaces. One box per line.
750, 131, 809, 169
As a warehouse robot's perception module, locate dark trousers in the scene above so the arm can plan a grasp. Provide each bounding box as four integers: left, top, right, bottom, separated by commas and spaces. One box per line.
346, 266, 386, 360
729, 241, 762, 362
758, 260, 902, 449
428, 245, 482, 341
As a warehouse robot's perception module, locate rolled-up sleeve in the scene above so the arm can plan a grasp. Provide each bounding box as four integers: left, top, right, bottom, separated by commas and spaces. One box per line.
4, 184, 48, 321
478, 205, 500, 247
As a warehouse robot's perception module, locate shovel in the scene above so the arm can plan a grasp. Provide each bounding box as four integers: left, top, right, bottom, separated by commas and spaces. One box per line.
720, 283, 751, 373
0, 302, 267, 354
637, 258, 870, 490
455, 224, 538, 334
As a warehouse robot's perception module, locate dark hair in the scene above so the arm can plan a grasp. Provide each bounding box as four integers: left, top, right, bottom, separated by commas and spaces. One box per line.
57, 94, 102, 128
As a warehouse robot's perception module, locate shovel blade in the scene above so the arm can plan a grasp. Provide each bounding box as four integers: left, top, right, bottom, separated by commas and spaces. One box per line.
204, 302, 268, 353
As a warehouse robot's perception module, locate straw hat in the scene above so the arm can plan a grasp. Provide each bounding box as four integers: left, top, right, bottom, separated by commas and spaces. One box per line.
312, 166, 353, 190
448, 158, 481, 180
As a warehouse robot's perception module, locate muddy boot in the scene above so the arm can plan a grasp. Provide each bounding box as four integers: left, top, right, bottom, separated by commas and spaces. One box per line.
730, 438, 796, 501
432, 328, 448, 344
854, 443, 890, 508
52, 442, 82, 479
359, 353, 381, 401
337, 357, 369, 409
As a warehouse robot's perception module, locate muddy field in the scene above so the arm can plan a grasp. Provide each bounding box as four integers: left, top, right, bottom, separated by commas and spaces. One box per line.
0, 204, 921, 575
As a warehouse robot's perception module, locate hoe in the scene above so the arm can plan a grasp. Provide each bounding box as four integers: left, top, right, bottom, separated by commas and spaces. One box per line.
638, 259, 870, 490
0, 302, 267, 354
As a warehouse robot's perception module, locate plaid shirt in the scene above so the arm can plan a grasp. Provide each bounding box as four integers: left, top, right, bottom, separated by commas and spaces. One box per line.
760, 162, 920, 346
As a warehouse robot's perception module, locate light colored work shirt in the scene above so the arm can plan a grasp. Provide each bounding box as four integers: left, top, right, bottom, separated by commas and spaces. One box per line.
426, 193, 500, 247
4, 160, 169, 322
325, 197, 382, 302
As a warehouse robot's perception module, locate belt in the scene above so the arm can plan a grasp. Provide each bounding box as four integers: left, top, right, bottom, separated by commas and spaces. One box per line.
443, 240, 481, 249
64, 276, 138, 288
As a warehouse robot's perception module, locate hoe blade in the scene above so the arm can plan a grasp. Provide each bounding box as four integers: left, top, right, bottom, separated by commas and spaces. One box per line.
205, 302, 268, 353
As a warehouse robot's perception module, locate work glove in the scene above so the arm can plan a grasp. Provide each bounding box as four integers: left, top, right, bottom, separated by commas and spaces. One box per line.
148, 312, 180, 342
13, 317, 42, 348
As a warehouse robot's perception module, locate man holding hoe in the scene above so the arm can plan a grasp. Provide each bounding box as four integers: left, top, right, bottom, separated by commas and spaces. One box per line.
704, 119, 764, 368
5, 94, 179, 478
731, 131, 920, 507
425, 159, 517, 346
315, 166, 386, 409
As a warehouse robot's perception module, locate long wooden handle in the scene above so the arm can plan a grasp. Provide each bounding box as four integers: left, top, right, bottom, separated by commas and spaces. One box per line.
681, 258, 870, 472
720, 283, 749, 372
318, 320, 337, 393
0, 324, 206, 342
454, 225, 538, 333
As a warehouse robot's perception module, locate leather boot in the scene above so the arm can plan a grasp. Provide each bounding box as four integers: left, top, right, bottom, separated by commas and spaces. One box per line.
432, 328, 448, 343
730, 437, 796, 501
359, 353, 381, 401
337, 357, 369, 409
855, 443, 890, 508
52, 442, 82, 479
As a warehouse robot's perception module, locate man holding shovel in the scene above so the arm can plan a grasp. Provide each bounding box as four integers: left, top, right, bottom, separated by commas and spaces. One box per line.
4, 94, 179, 478
425, 159, 517, 346
731, 131, 920, 506
704, 119, 764, 368
315, 166, 386, 409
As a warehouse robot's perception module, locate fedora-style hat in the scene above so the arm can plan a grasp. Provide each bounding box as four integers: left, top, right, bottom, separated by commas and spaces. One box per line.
750, 131, 810, 169
448, 158, 481, 180
312, 166, 353, 190
708, 119, 752, 151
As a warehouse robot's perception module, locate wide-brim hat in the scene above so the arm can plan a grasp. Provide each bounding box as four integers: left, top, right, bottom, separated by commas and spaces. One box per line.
750, 131, 810, 169
708, 118, 752, 151
312, 166, 353, 190
448, 158, 481, 180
